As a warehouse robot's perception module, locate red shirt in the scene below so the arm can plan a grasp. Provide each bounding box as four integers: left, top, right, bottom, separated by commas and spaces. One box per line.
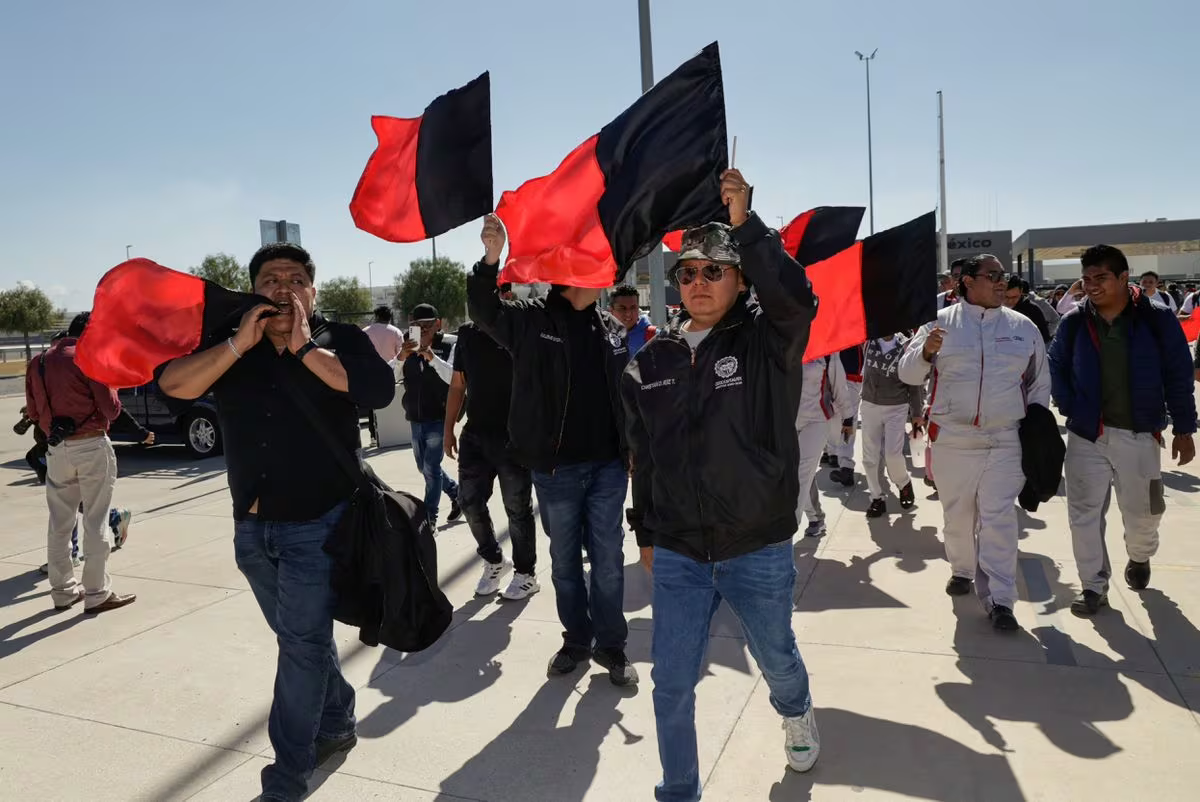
24, 339, 121, 437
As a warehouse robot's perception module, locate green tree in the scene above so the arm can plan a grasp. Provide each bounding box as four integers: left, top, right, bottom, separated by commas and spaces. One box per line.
190, 252, 250, 293
0, 285, 57, 360
317, 276, 372, 320
393, 257, 467, 326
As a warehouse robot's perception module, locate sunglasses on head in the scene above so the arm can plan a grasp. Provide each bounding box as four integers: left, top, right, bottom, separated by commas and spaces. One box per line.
672, 264, 736, 286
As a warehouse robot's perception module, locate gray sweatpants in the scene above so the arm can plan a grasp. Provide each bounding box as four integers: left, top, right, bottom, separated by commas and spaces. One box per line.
1065, 428, 1164, 594
46, 435, 117, 608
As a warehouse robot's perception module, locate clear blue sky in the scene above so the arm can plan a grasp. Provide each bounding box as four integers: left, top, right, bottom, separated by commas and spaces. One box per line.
1, 0, 1196, 311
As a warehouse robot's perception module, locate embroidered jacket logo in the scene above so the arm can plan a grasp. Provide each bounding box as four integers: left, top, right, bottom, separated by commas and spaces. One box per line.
714, 356, 738, 379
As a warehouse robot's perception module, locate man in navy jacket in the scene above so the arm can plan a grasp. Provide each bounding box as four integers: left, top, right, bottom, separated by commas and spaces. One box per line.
1048, 244, 1196, 615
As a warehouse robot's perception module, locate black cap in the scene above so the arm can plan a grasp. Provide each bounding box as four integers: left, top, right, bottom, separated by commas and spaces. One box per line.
410, 303, 439, 321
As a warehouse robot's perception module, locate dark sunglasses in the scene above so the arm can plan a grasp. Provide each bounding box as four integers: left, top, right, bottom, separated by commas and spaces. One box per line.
672, 264, 736, 286
968, 270, 1007, 284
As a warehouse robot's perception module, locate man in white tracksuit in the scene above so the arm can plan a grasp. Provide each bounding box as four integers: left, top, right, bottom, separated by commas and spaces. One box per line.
797, 355, 853, 538
899, 254, 1050, 632
860, 333, 924, 518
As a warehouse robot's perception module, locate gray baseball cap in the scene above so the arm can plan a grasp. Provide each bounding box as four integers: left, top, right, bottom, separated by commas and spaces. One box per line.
676, 223, 740, 266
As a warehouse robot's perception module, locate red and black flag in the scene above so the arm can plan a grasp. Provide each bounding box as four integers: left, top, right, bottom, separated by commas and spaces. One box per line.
802, 211, 938, 361
779, 207, 864, 265
349, 73, 492, 242
497, 42, 728, 288
76, 260, 268, 388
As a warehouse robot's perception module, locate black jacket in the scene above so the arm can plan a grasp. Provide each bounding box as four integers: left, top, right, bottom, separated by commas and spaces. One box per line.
1014, 296, 1051, 344
1018, 402, 1065, 512
400, 332, 456, 423
466, 269, 630, 473
622, 213, 818, 562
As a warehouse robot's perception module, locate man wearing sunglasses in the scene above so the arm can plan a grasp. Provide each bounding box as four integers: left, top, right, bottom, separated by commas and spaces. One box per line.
623, 169, 822, 798
899, 253, 1050, 632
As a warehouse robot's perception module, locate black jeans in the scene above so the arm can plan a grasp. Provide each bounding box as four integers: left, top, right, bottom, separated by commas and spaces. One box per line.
457, 429, 537, 575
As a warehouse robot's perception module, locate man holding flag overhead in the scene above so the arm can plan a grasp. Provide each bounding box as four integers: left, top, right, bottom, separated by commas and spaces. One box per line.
624, 169, 822, 797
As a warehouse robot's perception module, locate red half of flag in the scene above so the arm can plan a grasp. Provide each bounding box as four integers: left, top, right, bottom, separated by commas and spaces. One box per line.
802, 211, 938, 361
349, 72, 492, 242
1181, 315, 1200, 343
76, 260, 268, 388
496, 42, 728, 288
780, 207, 864, 265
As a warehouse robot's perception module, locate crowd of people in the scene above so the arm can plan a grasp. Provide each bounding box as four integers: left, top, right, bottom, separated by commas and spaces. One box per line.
24, 166, 1200, 802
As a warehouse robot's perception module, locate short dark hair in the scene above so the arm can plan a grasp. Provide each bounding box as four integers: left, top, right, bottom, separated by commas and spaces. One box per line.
1007, 275, 1023, 291
373, 305, 392, 324
949, 257, 968, 275
1141, 270, 1160, 281
610, 284, 639, 302
248, 243, 316, 285
1080, 244, 1130, 278
499, 282, 513, 294
67, 311, 91, 338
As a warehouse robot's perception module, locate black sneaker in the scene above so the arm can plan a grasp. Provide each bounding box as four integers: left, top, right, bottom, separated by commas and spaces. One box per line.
828, 455, 840, 469
447, 498, 463, 523
866, 498, 886, 518
592, 647, 639, 687
1125, 560, 1151, 591
315, 733, 357, 766
945, 576, 972, 596
1070, 590, 1109, 616
819, 453, 831, 466
547, 646, 589, 676
831, 467, 854, 487
898, 483, 915, 509
989, 605, 1019, 632
923, 477, 936, 489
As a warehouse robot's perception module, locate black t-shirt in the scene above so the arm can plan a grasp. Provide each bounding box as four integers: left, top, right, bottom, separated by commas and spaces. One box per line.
453, 323, 513, 439
556, 305, 620, 465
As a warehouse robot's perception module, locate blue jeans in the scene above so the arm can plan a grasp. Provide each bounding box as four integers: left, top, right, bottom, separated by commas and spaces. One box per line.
652, 542, 811, 802
532, 459, 628, 651
411, 421, 459, 523
234, 502, 357, 802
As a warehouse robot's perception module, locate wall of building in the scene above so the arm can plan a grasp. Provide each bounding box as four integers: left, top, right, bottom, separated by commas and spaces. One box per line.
1038, 253, 1200, 285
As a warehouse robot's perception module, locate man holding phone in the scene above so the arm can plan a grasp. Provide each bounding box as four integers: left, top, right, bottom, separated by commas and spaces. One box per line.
400, 303, 462, 528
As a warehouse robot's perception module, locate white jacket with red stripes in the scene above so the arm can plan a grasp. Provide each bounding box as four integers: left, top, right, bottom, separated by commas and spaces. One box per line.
796, 355, 853, 427
898, 301, 1050, 435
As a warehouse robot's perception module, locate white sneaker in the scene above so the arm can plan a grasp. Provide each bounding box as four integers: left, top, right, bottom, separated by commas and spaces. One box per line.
474, 560, 512, 596
803, 519, 826, 539
783, 709, 820, 772
501, 572, 541, 600
111, 508, 132, 549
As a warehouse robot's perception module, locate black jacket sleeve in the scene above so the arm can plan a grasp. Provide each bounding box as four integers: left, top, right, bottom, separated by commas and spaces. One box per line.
731, 213, 818, 369
333, 324, 396, 410
467, 260, 528, 353
622, 359, 654, 548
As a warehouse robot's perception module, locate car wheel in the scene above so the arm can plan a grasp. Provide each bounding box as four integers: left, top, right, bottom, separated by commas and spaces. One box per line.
183, 410, 222, 458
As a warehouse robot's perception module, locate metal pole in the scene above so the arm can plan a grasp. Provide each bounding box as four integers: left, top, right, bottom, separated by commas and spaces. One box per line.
937, 91, 949, 275
368, 260, 374, 300
126, 244, 132, 261
856, 49, 877, 234
432, 237, 438, 264
638, 0, 667, 326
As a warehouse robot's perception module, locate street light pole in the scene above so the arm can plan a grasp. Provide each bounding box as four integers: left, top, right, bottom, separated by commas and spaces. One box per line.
125, 244, 132, 261
855, 49, 878, 234
368, 260, 374, 301
638, 0, 667, 326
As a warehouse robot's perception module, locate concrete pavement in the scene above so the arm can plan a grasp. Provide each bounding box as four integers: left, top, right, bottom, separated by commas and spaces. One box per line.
2, 392, 1199, 801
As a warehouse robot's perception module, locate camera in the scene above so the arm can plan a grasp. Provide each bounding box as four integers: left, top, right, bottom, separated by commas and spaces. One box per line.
12, 415, 33, 436
46, 416, 77, 447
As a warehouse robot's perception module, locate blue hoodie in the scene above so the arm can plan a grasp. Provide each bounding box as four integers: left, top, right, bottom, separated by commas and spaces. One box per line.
626, 315, 657, 361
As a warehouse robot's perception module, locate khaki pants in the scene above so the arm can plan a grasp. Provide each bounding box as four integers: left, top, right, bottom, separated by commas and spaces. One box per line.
46, 435, 116, 608
1065, 429, 1164, 594
931, 427, 1024, 610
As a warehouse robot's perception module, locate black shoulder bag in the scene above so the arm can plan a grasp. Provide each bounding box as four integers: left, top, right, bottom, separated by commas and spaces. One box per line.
274, 347, 452, 653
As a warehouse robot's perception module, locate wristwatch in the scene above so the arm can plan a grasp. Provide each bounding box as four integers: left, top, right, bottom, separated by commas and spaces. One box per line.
294, 340, 319, 362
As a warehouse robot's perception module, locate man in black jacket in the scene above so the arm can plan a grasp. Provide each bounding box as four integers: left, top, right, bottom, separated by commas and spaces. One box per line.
159, 243, 395, 802
400, 303, 461, 527
623, 169, 821, 797
468, 215, 635, 687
